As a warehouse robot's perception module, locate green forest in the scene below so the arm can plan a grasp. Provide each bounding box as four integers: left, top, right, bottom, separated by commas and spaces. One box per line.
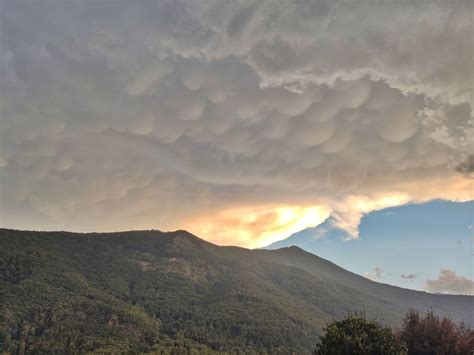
1, 229, 472, 354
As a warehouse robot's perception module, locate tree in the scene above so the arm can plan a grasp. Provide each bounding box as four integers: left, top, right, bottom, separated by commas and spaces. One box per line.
315, 313, 406, 355
397, 310, 474, 355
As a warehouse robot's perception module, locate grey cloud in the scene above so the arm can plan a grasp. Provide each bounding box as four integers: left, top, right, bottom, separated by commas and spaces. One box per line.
426, 269, 474, 295
0, 0, 472, 240
456, 155, 474, 175
227, 2, 260, 37
401, 274, 417, 280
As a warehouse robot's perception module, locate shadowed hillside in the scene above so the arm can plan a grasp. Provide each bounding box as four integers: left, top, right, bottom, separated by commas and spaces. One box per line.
1, 228, 472, 353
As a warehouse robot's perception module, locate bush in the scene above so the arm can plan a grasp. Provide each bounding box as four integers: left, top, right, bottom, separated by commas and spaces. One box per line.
315, 313, 406, 354
397, 310, 474, 355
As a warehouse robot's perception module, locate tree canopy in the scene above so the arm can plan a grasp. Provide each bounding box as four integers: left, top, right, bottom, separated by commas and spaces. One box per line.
315, 313, 406, 354
397, 310, 474, 355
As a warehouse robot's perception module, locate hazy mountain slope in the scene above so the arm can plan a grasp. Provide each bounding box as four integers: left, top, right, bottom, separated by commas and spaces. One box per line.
256, 246, 472, 325
266, 201, 474, 293
1, 229, 472, 354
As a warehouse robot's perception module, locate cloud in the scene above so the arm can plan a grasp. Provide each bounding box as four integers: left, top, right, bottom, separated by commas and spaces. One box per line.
456, 155, 474, 176
401, 274, 417, 281
364, 266, 384, 280
0, 0, 472, 246
185, 204, 331, 248
426, 269, 474, 295
330, 194, 412, 238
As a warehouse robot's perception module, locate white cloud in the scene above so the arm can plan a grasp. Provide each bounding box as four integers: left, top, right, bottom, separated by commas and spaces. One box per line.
426, 269, 474, 295
364, 266, 384, 280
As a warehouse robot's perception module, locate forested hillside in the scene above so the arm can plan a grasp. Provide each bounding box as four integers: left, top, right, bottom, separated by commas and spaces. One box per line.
1, 229, 472, 354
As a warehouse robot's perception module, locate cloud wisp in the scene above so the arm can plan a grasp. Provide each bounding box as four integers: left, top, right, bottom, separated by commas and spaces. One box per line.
401, 274, 417, 281
0, 0, 472, 247
364, 266, 384, 280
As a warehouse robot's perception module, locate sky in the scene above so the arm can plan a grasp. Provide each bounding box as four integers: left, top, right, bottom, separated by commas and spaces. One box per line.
267, 200, 474, 294
0, 0, 473, 269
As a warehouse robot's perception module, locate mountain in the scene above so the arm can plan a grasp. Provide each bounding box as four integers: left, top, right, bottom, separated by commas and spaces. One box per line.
1, 228, 472, 354
265, 217, 348, 250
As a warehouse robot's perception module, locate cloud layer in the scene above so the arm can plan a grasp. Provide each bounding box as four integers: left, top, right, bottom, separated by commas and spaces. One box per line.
0, 0, 472, 246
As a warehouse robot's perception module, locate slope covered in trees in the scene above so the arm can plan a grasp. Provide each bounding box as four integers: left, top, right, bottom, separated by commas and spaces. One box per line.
0, 229, 472, 353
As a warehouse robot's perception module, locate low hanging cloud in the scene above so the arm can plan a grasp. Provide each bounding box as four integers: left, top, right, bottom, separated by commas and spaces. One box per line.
364, 266, 384, 280
426, 269, 474, 295
401, 274, 417, 281
0, 0, 472, 247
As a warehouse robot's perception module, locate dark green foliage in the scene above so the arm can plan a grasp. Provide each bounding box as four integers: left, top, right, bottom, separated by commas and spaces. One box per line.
397, 310, 474, 355
0, 228, 472, 354
314, 313, 406, 355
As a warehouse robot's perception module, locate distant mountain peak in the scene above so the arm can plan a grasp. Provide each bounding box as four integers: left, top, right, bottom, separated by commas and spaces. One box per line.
265, 215, 349, 250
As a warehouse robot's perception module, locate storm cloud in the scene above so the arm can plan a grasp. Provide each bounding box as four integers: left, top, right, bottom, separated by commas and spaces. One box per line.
0, 0, 472, 246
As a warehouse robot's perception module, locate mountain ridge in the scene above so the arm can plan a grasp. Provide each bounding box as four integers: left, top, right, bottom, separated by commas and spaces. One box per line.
1, 228, 472, 353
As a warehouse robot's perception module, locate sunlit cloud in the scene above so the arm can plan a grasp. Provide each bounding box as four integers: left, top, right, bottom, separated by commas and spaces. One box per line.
330, 193, 412, 238
184, 204, 331, 248
426, 269, 474, 295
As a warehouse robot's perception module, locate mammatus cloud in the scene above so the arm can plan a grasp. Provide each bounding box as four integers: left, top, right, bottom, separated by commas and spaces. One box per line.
0, 0, 472, 247
364, 266, 384, 280
425, 269, 474, 295
401, 274, 417, 281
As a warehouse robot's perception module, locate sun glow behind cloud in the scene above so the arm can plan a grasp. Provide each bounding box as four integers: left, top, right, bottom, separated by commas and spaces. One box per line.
184, 180, 472, 247
183, 193, 411, 247
185, 205, 331, 248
